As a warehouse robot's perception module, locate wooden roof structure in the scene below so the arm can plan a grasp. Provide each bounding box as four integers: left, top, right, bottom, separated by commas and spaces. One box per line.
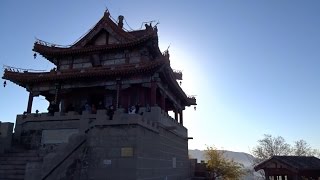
254, 156, 320, 180
2, 10, 196, 107
32, 10, 159, 65
3, 59, 167, 85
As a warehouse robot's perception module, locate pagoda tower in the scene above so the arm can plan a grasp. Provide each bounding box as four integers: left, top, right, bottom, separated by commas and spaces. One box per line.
2, 10, 196, 180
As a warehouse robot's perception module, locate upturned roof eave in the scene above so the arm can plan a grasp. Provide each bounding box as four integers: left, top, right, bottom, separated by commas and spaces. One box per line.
161, 63, 197, 107
32, 10, 158, 62
3, 58, 168, 87
32, 32, 157, 61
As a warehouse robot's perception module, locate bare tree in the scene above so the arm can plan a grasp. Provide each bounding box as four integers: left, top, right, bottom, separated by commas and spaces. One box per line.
251, 135, 320, 179
251, 134, 291, 164
293, 139, 320, 157
293, 139, 311, 156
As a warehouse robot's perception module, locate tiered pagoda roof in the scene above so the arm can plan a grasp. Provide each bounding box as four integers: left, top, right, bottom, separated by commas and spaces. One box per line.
2, 10, 196, 106
3, 58, 167, 85
33, 11, 159, 64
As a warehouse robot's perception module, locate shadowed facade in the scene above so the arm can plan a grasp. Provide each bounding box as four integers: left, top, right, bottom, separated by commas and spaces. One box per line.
1, 10, 196, 180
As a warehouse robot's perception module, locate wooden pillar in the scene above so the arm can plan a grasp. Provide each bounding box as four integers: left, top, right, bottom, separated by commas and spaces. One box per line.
139, 87, 145, 106
150, 81, 157, 106
179, 110, 183, 125
265, 171, 270, 180
116, 80, 121, 109
26, 92, 33, 113
161, 92, 166, 111
54, 84, 59, 104
174, 109, 178, 121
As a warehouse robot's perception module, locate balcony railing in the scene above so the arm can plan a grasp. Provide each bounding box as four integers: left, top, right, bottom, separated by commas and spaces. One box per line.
16, 106, 188, 138
35, 38, 71, 48
187, 95, 197, 105
172, 69, 183, 80
3, 65, 46, 73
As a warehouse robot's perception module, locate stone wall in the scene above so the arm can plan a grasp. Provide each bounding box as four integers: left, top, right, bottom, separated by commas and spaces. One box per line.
14, 113, 81, 150
85, 123, 189, 180
15, 106, 190, 179
0, 122, 14, 153
40, 134, 87, 180
136, 126, 190, 180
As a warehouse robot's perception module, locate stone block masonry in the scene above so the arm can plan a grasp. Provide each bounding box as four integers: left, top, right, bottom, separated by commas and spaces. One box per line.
85, 124, 190, 180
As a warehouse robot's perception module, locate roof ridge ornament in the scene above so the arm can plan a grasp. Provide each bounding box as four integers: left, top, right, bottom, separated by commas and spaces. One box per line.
118, 15, 124, 29
104, 9, 110, 17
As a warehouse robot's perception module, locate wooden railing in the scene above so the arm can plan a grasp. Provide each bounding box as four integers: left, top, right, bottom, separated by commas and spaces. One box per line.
35, 38, 71, 48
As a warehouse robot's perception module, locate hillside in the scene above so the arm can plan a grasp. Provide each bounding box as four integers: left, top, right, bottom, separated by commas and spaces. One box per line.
189, 149, 255, 168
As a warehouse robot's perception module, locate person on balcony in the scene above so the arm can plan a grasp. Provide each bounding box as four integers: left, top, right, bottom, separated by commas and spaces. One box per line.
97, 101, 104, 110
135, 103, 140, 114
129, 106, 136, 114
107, 105, 114, 120
84, 102, 91, 113
92, 104, 97, 114
48, 101, 57, 115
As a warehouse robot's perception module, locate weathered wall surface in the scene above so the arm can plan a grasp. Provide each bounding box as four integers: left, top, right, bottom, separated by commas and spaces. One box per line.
16, 107, 190, 180
0, 122, 14, 153
85, 124, 189, 180
40, 134, 88, 180
136, 127, 190, 180
14, 114, 80, 150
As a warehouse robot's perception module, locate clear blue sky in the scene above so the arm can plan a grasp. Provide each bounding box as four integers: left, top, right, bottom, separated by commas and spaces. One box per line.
1, 0, 320, 153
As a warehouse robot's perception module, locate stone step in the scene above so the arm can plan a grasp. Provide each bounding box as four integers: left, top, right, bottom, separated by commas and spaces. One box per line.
0, 164, 25, 170
0, 156, 42, 161
0, 173, 25, 179
0, 152, 38, 157
0, 169, 25, 174
5, 148, 37, 154
0, 160, 26, 165
0, 148, 43, 180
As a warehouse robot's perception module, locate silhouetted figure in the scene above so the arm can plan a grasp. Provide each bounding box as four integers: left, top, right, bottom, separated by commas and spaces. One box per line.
48, 101, 56, 115
146, 104, 151, 112
35, 109, 39, 117
84, 102, 91, 113
22, 111, 27, 119
128, 105, 135, 114
97, 101, 104, 110
107, 105, 114, 120
135, 103, 140, 114
91, 104, 97, 114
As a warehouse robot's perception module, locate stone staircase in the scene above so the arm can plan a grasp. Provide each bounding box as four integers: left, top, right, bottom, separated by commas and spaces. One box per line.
0, 149, 42, 180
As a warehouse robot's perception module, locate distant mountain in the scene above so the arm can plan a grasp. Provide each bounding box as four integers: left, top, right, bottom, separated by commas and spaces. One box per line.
189, 149, 255, 168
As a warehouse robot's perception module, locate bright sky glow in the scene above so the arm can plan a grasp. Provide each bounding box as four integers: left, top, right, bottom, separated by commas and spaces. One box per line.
1, 0, 320, 153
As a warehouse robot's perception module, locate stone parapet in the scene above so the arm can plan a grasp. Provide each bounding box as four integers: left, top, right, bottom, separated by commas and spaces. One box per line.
159, 109, 188, 137
93, 113, 159, 133
13, 106, 187, 150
